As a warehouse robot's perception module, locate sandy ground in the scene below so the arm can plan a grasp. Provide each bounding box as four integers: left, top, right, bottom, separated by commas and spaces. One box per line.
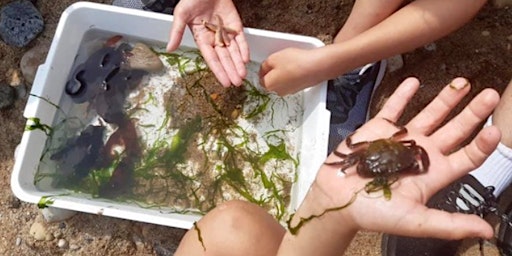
0, 0, 511, 255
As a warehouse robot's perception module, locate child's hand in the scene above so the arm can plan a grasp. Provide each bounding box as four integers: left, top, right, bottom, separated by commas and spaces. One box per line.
166, 0, 249, 87
292, 78, 500, 247
259, 47, 327, 96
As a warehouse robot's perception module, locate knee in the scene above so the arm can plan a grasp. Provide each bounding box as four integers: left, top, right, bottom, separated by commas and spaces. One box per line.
199, 200, 285, 240
207, 200, 270, 231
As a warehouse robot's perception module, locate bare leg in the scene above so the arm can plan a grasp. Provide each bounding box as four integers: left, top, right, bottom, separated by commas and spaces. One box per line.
469, 79, 512, 196
175, 200, 286, 256
492, 79, 512, 147
334, 0, 405, 43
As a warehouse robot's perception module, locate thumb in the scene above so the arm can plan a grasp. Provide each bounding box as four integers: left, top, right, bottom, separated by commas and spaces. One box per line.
166, 18, 187, 52
395, 208, 494, 240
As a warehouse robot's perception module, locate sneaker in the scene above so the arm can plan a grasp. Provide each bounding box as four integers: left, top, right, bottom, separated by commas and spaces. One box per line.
112, 0, 179, 14
326, 60, 386, 153
381, 174, 498, 256
498, 199, 512, 255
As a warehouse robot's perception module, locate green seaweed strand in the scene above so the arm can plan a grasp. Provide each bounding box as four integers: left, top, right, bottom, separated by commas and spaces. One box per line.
286, 191, 359, 235
37, 196, 55, 209
193, 221, 206, 251
25, 117, 52, 136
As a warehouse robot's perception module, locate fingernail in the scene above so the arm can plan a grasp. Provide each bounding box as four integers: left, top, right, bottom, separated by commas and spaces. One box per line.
449, 77, 469, 90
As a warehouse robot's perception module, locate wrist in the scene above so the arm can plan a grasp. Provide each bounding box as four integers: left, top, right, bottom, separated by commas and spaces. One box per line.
292, 179, 359, 232
278, 180, 359, 255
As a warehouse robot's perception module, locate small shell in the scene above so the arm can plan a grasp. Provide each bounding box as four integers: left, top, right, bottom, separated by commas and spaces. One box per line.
231, 109, 240, 119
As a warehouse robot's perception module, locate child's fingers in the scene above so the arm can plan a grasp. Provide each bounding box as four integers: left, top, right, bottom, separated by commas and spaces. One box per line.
392, 208, 494, 240
375, 77, 420, 122
407, 78, 471, 135
431, 88, 500, 153
444, 125, 501, 181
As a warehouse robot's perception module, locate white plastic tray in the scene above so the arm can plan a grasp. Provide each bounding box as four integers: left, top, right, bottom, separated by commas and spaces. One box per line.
11, 2, 329, 229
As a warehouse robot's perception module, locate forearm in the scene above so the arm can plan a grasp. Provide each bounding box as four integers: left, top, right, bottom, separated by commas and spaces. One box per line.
318, 0, 487, 81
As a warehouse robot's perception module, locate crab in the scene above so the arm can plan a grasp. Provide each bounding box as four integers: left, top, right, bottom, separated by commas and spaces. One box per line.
325, 119, 430, 199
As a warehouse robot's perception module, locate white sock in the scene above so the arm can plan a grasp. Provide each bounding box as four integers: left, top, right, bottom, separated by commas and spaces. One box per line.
470, 116, 512, 197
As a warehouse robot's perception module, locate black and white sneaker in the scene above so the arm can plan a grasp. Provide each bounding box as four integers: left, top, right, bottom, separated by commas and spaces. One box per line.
326, 60, 387, 153
498, 197, 512, 256
382, 174, 498, 256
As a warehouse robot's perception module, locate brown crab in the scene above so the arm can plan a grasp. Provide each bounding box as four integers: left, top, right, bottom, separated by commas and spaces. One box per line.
325, 119, 430, 199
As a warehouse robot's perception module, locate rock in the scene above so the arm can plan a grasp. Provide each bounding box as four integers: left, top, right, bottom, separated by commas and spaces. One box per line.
154, 243, 173, 256
0, 0, 44, 47
57, 238, 68, 249
386, 54, 404, 73
492, 0, 512, 7
0, 84, 16, 110
6, 68, 22, 86
481, 30, 491, 37
20, 42, 49, 84
53, 230, 63, 239
29, 221, 52, 241
423, 43, 437, 51
15, 237, 21, 246
41, 207, 77, 223
7, 194, 21, 209
127, 42, 164, 73
69, 244, 80, 251
6, 68, 28, 98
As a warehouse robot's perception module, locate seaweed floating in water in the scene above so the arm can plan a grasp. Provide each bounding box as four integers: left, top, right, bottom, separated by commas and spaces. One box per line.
35, 43, 302, 222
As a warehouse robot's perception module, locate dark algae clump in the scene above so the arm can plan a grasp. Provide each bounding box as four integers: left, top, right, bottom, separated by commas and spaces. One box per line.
34, 42, 302, 221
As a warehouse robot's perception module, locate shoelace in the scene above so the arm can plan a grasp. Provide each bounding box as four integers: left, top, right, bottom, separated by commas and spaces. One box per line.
443, 183, 497, 217
441, 183, 503, 256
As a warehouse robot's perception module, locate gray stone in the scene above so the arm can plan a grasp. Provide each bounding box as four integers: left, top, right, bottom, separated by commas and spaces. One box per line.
41, 207, 77, 223
0, 84, 16, 110
20, 42, 49, 84
0, 0, 44, 47
386, 54, 404, 73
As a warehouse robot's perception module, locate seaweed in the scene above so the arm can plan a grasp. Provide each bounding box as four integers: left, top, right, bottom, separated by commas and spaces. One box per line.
35, 45, 303, 222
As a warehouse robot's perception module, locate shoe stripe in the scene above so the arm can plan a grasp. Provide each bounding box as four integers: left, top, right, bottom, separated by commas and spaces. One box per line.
461, 184, 486, 205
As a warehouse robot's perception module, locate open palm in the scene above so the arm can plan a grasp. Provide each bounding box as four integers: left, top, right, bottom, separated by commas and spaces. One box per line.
166, 0, 249, 87
314, 77, 501, 240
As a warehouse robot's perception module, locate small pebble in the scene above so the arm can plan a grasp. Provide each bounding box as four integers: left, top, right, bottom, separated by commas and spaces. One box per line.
53, 230, 63, 239
6, 68, 22, 86
8, 194, 21, 209
15, 237, 21, 246
0, 0, 44, 47
386, 54, 404, 73
57, 239, 68, 249
423, 43, 437, 51
0, 83, 16, 110
481, 30, 491, 37
69, 244, 80, 251
29, 222, 48, 241
507, 35, 512, 41
58, 222, 66, 229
